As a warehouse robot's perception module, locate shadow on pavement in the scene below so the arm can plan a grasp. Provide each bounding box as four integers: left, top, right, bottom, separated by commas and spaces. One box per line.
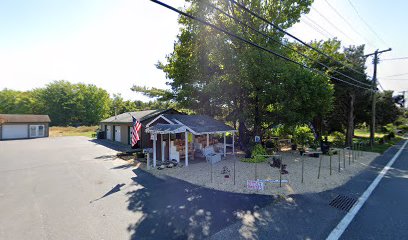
126, 168, 274, 240
90, 183, 126, 203
89, 139, 132, 152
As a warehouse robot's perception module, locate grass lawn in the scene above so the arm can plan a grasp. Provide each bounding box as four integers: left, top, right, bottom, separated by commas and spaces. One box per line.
50, 126, 98, 138
354, 129, 385, 138
359, 136, 404, 154
328, 129, 404, 154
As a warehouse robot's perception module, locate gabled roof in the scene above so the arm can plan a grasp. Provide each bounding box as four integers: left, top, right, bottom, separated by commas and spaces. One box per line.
161, 114, 235, 134
101, 109, 175, 124
0, 114, 51, 123
145, 124, 186, 134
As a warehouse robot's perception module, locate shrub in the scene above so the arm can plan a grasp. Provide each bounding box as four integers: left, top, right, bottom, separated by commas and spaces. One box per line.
388, 132, 395, 139
293, 125, 314, 147
331, 131, 345, 147
249, 144, 267, 163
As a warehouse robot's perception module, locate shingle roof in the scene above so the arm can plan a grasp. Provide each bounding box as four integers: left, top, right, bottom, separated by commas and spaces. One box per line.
0, 114, 51, 123
146, 124, 186, 134
162, 114, 235, 134
101, 109, 170, 124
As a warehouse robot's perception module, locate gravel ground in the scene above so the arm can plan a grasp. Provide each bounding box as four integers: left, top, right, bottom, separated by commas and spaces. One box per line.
143, 149, 379, 196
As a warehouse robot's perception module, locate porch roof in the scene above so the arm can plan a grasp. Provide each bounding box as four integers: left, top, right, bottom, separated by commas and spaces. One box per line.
145, 124, 187, 134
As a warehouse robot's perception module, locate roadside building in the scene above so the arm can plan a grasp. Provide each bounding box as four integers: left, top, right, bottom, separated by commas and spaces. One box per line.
100, 109, 180, 148
0, 114, 51, 140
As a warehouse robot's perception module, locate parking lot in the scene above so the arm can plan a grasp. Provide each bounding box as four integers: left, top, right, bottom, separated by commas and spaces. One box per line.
0, 137, 273, 240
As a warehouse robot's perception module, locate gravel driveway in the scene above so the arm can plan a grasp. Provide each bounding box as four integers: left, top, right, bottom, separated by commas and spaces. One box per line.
0, 137, 273, 240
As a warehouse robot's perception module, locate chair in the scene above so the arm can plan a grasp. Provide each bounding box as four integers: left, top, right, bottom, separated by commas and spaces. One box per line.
203, 146, 222, 164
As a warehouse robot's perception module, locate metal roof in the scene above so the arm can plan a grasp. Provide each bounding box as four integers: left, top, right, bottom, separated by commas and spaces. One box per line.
0, 114, 51, 123
161, 114, 235, 134
100, 109, 170, 124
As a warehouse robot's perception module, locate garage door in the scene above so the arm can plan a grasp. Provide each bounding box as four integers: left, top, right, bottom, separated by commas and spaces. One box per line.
2, 124, 28, 139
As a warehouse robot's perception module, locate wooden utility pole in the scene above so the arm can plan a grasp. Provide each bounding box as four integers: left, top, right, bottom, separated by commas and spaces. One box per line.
365, 48, 392, 147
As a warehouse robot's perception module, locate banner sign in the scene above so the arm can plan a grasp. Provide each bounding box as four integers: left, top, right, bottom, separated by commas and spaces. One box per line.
247, 180, 264, 191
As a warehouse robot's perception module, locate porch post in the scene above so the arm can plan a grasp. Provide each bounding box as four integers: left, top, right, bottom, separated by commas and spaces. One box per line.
232, 132, 235, 155
161, 134, 164, 162
153, 133, 157, 167
223, 133, 226, 157
207, 133, 209, 147
185, 131, 189, 167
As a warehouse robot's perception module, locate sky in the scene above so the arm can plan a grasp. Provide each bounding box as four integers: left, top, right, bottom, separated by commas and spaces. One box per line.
0, 0, 407, 101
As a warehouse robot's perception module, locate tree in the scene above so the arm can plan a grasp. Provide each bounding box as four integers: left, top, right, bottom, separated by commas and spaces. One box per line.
292, 39, 371, 146
376, 91, 401, 127
36, 80, 111, 126
0, 89, 38, 114
135, 0, 335, 152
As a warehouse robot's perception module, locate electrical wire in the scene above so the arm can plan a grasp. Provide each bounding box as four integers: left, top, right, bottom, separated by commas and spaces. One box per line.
205, 2, 372, 88
311, 6, 354, 42
346, 0, 388, 47
303, 15, 334, 39
323, 0, 377, 49
227, 0, 369, 78
381, 72, 408, 78
150, 0, 373, 91
381, 57, 408, 61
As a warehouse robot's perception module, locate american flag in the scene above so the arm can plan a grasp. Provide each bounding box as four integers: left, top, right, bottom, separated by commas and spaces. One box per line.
131, 116, 142, 147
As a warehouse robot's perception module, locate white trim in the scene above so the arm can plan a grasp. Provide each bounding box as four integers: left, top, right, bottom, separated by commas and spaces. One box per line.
171, 119, 199, 135
185, 131, 189, 167
145, 125, 187, 134
326, 140, 408, 240
145, 115, 174, 127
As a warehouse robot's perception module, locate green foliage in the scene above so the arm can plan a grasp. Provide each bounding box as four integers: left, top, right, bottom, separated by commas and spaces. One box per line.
376, 91, 401, 127
0, 89, 39, 114
246, 144, 267, 163
331, 131, 345, 147
153, 0, 334, 150
293, 125, 314, 147
382, 123, 396, 134
0, 81, 173, 126
34, 81, 111, 126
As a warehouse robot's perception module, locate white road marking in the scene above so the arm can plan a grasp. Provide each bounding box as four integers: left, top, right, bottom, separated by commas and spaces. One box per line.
327, 140, 408, 240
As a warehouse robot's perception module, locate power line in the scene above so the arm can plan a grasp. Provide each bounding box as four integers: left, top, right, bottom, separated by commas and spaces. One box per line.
227, 0, 369, 78
323, 0, 377, 49
381, 57, 408, 61
346, 0, 388, 47
303, 16, 334, 38
381, 72, 408, 78
150, 0, 373, 91
205, 2, 372, 88
303, 15, 334, 39
311, 6, 354, 42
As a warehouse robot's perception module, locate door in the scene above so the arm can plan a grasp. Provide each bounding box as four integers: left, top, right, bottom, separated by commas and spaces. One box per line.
128, 126, 132, 145
106, 125, 112, 140
2, 124, 28, 139
29, 125, 45, 138
114, 125, 121, 142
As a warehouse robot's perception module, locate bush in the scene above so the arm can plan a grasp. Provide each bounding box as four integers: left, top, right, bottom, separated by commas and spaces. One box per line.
293, 125, 314, 147
247, 144, 267, 163
331, 131, 345, 147
388, 132, 395, 139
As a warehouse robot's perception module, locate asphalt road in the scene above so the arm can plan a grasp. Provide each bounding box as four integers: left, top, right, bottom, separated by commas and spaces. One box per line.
212, 141, 407, 240
0, 137, 274, 240
340, 141, 408, 239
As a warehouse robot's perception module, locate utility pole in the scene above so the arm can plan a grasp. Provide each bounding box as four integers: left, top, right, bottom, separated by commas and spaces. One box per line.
365, 48, 392, 147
